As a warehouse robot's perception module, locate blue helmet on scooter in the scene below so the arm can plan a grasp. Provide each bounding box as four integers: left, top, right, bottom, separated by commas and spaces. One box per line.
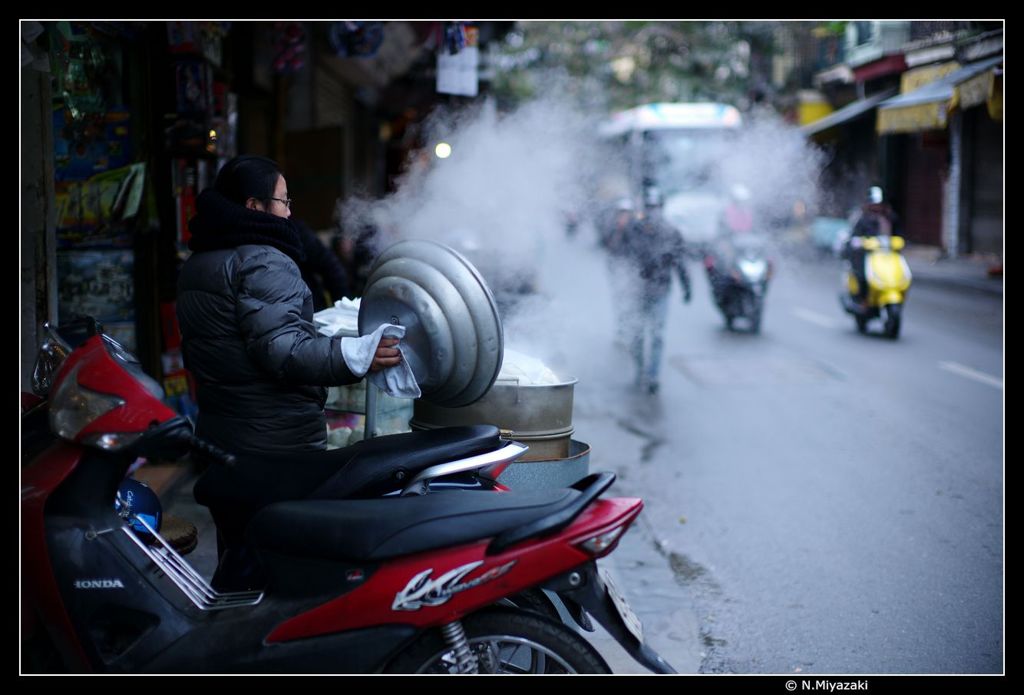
115, 478, 163, 539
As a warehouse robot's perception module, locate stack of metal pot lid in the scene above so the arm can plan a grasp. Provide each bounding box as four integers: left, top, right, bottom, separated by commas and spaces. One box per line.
358, 239, 504, 408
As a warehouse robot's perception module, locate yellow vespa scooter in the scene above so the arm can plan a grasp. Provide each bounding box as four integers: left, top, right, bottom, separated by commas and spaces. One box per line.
840, 235, 912, 339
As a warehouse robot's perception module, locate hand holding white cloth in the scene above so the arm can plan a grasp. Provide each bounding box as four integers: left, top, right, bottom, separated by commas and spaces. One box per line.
341, 323, 421, 399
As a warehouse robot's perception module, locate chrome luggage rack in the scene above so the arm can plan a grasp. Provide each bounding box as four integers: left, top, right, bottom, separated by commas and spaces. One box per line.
122, 514, 263, 611
400, 440, 529, 495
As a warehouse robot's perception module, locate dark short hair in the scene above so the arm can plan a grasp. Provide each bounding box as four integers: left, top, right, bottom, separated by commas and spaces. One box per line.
214, 155, 282, 205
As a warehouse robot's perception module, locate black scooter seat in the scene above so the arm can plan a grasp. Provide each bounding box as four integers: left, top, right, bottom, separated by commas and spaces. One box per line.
246, 487, 582, 562
193, 425, 501, 511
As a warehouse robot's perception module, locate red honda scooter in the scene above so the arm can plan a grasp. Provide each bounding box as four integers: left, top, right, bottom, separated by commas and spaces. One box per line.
21, 319, 675, 674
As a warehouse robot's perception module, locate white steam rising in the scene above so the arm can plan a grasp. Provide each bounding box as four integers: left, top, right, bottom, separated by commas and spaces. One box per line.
338, 95, 826, 392
342, 98, 605, 270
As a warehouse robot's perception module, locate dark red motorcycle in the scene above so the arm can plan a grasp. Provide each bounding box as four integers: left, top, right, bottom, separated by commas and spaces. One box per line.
21, 319, 675, 674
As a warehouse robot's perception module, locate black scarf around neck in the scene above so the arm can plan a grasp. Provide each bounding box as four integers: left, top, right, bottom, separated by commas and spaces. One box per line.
188, 189, 306, 264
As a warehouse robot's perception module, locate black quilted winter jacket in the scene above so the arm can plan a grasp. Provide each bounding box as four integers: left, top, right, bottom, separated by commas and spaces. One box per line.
177, 190, 360, 456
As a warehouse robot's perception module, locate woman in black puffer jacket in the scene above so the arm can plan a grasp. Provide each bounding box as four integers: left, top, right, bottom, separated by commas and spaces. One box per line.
177, 155, 400, 457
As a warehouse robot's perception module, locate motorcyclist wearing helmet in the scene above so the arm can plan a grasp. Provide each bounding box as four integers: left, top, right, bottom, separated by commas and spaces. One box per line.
707, 183, 757, 304
599, 196, 636, 254
719, 183, 755, 236
851, 186, 895, 237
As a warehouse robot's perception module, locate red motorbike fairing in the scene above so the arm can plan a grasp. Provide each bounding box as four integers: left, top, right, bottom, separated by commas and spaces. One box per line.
21, 441, 92, 670
266, 497, 642, 642
54, 336, 178, 440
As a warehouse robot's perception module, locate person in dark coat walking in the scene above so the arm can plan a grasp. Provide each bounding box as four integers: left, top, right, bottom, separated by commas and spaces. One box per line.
625, 186, 691, 394
177, 155, 400, 457
332, 222, 389, 298
294, 219, 351, 310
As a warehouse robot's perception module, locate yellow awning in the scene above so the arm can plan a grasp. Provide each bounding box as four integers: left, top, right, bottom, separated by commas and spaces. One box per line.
900, 62, 960, 93
801, 88, 897, 137
955, 66, 1002, 122
987, 73, 1002, 121
798, 101, 833, 127
877, 101, 949, 134
877, 55, 1002, 134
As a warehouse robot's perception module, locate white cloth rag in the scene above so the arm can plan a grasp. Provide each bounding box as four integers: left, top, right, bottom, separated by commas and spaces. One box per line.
341, 323, 421, 399
313, 297, 361, 338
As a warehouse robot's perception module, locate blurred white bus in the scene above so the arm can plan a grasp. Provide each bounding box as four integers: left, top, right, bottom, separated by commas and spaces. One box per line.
599, 102, 743, 249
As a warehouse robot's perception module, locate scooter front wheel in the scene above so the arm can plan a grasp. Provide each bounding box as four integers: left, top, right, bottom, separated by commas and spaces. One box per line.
883, 304, 902, 339
749, 296, 763, 334
384, 609, 611, 674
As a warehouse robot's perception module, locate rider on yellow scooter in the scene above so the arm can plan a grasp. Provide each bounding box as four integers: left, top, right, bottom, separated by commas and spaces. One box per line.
845, 186, 896, 305
840, 187, 912, 338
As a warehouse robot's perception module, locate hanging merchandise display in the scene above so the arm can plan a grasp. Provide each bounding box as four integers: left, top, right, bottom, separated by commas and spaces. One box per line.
50, 22, 112, 122
163, 23, 230, 158
174, 60, 211, 114
161, 21, 235, 254
436, 22, 479, 97
53, 107, 133, 182
272, 21, 308, 73
167, 21, 231, 67
49, 23, 134, 184
157, 21, 236, 417
55, 162, 145, 248
56, 249, 136, 351
328, 21, 385, 58
171, 159, 204, 248
444, 21, 467, 54
209, 82, 238, 160
48, 22, 143, 354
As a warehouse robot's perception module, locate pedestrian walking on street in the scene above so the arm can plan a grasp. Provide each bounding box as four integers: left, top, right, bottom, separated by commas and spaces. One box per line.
625, 186, 691, 394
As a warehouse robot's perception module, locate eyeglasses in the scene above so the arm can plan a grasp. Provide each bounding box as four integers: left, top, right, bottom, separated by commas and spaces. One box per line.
268, 197, 293, 209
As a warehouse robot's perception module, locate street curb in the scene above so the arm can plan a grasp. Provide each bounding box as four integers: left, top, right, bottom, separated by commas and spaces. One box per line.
584, 516, 702, 674
908, 273, 1003, 297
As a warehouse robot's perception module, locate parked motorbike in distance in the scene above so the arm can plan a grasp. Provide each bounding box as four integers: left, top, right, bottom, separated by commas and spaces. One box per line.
22, 318, 675, 674
839, 235, 912, 339
704, 233, 773, 333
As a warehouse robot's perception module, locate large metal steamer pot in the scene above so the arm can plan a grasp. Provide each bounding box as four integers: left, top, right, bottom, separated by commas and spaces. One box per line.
359, 239, 503, 408
359, 239, 590, 487
410, 376, 577, 461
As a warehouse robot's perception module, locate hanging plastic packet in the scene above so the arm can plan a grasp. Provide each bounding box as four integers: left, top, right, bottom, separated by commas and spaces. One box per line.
445, 22, 467, 54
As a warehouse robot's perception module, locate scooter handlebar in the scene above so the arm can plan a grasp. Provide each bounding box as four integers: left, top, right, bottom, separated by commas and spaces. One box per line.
189, 435, 238, 467
141, 416, 237, 467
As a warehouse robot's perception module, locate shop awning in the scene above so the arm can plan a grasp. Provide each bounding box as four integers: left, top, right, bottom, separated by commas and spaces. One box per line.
801, 88, 898, 136
876, 55, 1003, 134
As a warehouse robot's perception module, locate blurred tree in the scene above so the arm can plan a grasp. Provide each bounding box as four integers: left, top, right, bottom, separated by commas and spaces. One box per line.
490, 21, 783, 112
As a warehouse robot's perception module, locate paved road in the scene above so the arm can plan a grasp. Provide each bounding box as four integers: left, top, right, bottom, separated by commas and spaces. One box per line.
550, 238, 1002, 674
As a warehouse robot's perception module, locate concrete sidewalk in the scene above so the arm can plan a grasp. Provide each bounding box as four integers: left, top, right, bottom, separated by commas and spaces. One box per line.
902, 245, 1003, 297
